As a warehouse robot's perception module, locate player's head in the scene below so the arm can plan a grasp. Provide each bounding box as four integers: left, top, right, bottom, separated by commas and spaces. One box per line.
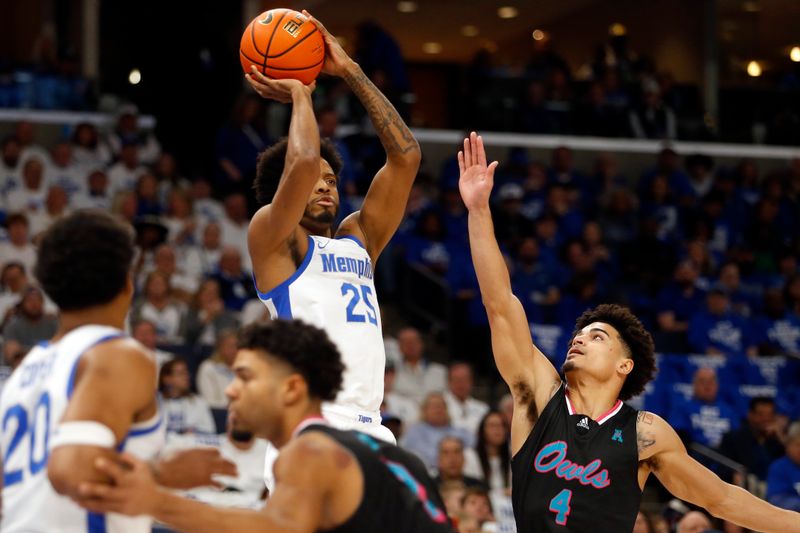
35, 210, 135, 312
227, 319, 343, 445
563, 304, 656, 401
254, 137, 344, 230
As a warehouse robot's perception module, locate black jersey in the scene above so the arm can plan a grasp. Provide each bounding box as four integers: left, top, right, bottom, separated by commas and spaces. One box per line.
299, 424, 455, 533
511, 383, 641, 532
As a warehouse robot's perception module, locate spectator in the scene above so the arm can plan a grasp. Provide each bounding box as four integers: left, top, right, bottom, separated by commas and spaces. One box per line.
444, 362, 489, 436
219, 193, 250, 270
107, 142, 147, 196
215, 94, 268, 194
193, 221, 224, 276
403, 209, 452, 276
158, 358, 215, 435
7, 157, 47, 214
14, 121, 49, 164
464, 411, 511, 493
70, 122, 111, 169
134, 173, 163, 217
434, 436, 486, 489
766, 421, 800, 511
687, 287, 756, 356
154, 153, 190, 204
628, 79, 677, 140
210, 246, 256, 312
183, 279, 239, 349
191, 178, 225, 226
0, 213, 36, 274
196, 329, 237, 409
684, 154, 715, 201
2, 287, 57, 352
163, 189, 197, 247
0, 262, 29, 326
439, 480, 467, 521
72, 169, 112, 210
107, 107, 161, 165
460, 487, 496, 532
0, 136, 23, 198
143, 244, 199, 300
401, 392, 474, 471
131, 319, 174, 369
498, 393, 514, 431
45, 141, 85, 201
392, 327, 447, 405
753, 288, 800, 356
382, 361, 419, 426
28, 186, 69, 238
130, 271, 186, 343
714, 262, 759, 318
675, 510, 712, 533
718, 397, 785, 482
670, 367, 740, 449
511, 236, 560, 321
656, 260, 706, 349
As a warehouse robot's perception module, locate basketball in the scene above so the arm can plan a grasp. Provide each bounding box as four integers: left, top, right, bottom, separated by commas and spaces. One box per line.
239, 8, 325, 85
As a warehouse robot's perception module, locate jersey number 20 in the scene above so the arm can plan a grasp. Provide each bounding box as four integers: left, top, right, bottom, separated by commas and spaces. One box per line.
549, 489, 572, 526
2, 392, 51, 486
341, 283, 378, 325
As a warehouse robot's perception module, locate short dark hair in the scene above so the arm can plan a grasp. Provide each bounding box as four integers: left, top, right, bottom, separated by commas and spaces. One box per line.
572, 304, 656, 401
35, 210, 135, 311
748, 397, 775, 412
5, 213, 28, 228
254, 137, 343, 205
237, 319, 343, 401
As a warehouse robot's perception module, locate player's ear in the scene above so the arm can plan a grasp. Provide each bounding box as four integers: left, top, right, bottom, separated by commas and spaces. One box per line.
282, 373, 308, 406
618, 357, 634, 377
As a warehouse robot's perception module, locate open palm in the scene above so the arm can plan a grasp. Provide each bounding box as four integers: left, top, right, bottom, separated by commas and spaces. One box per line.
458, 132, 499, 211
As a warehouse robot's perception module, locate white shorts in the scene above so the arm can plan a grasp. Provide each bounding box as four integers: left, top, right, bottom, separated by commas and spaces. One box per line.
263, 404, 396, 492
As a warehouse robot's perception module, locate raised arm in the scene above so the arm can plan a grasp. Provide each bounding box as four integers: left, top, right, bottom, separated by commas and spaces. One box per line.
304, 11, 421, 260
460, 132, 560, 452
246, 71, 319, 259
641, 412, 800, 533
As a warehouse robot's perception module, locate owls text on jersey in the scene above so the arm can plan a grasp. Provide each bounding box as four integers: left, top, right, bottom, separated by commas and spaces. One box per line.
0, 325, 165, 533
256, 234, 386, 417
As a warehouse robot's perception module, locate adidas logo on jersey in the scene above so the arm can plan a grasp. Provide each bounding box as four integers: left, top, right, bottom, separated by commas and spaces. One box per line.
577, 417, 590, 430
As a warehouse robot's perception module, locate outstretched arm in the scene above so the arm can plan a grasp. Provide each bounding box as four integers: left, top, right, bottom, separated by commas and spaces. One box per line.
460, 132, 560, 453
303, 11, 420, 260
642, 412, 800, 533
246, 71, 319, 263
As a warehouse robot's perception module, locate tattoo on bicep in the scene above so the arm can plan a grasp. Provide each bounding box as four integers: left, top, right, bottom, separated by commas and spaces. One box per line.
637, 431, 656, 454
637, 411, 654, 425
343, 69, 418, 155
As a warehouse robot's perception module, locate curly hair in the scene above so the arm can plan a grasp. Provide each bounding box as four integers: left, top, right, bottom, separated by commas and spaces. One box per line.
35, 210, 135, 311
572, 304, 656, 401
253, 137, 344, 206
237, 319, 343, 402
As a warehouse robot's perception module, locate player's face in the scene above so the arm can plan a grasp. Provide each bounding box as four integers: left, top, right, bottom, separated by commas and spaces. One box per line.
562, 322, 633, 383
303, 159, 339, 228
226, 349, 290, 443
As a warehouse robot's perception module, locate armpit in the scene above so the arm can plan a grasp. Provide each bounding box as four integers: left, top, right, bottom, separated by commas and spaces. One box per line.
512, 378, 539, 424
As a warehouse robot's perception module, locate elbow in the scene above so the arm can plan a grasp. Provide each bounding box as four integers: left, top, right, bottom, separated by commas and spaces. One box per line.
48, 457, 78, 498
389, 140, 421, 168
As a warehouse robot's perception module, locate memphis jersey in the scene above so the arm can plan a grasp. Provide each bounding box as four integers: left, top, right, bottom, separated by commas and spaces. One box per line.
256, 234, 385, 414
0, 325, 165, 533
511, 384, 641, 532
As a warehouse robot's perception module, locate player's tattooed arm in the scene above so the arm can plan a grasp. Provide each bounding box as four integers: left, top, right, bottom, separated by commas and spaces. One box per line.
636, 411, 656, 455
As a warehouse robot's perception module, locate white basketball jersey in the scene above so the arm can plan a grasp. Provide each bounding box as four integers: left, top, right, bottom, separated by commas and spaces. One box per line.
0, 325, 165, 533
257, 235, 385, 414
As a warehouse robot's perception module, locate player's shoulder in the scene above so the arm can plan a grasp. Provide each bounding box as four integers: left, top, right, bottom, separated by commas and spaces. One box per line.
82, 336, 155, 373
635, 410, 682, 462
276, 430, 357, 484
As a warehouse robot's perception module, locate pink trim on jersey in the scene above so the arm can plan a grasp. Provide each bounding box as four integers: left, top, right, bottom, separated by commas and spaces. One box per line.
564, 390, 575, 415
564, 386, 623, 425
291, 415, 328, 439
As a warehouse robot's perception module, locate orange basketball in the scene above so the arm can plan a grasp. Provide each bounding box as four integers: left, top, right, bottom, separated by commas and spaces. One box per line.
240, 8, 325, 85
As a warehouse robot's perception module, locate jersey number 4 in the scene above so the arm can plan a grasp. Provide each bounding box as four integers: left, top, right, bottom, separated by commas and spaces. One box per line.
341, 282, 378, 325
2, 392, 51, 487
549, 489, 572, 526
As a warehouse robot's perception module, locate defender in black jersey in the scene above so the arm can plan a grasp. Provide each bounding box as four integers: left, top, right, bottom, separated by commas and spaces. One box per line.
75, 320, 454, 533
458, 131, 800, 533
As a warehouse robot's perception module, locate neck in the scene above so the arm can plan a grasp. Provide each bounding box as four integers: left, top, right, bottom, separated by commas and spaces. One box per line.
300, 223, 333, 238
273, 401, 324, 449
564, 374, 621, 420
229, 438, 255, 451
54, 305, 126, 340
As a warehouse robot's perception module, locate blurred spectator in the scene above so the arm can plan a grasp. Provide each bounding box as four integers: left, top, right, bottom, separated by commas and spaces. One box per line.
134, 173, 163, 217
0, 214, 35, 273
210, 246, 255, 312
640, 174, 680, 242
154, 153, 190, 203
382, 361, 419, 426
439, 480, 467, 521
629, 79, 677, 140
460, 487, 496, 531
2, 287, 57, 352
492, 183, 534, 251
392, 327, 447, 405
131, 319, 174, 369
687, 288, 756, 356
7, 157, 47, 214
466, 411, 511, 494
575, 81, 629, 137
73, 169, 112, 210
444, 362, 489, 436
714, 262, 759, 318
163, 189, 197, 247
0, 262, 29, 326
28, 186, 69, 238
44, 142, 84, 200
498, 393, 514, 431
684, 154, 715, 201
670, 367, 740, 449
354, 21, 410, 110
718, 397, 785, 482
130, 271, 186, 343
159, 358, 215, 435
753, 288, 800, 356
192, 221, 224, 276
107, 107, 161, 165
197, 329, 237, 409
656, 261, 706, 335
0, 136, 23, 198
143, 244, 199, 301
108, 142, 147, 196
434, 436, 486, 489
512, 236, 560, 321
401, 392, 474, 471
183, 279, 239, 349
219, 193, 250, 269
599, 187, 638, 245
766, 422, 800, 511
15, 121, 49, 164
403, 209, 451, 276
675, 510, 712, 533
215, 94, 268, 194
191, 178, 225, 225
70, 122, 111, 168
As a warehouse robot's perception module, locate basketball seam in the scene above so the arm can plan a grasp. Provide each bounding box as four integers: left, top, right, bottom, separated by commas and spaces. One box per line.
240, 49, 262, 66
266, 27, 320, 59
261, 57, 325, 71
262, 11, 289, 73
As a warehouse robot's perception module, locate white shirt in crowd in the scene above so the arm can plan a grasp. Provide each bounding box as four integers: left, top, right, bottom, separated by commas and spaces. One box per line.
392, 358, 448, 406
45, 163, 86, 200
107, 162, 147, 196
162, 395, 216, 435
197, 359, 234, 409
444, 390, 490, 436
219, 217, 250, 271
383, 390, 420, 426
6, 186, 46, 214
463, 450, 509, 494
194, 198, 225, 226
137, 301, 186, 343
0, 241, 36, 274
